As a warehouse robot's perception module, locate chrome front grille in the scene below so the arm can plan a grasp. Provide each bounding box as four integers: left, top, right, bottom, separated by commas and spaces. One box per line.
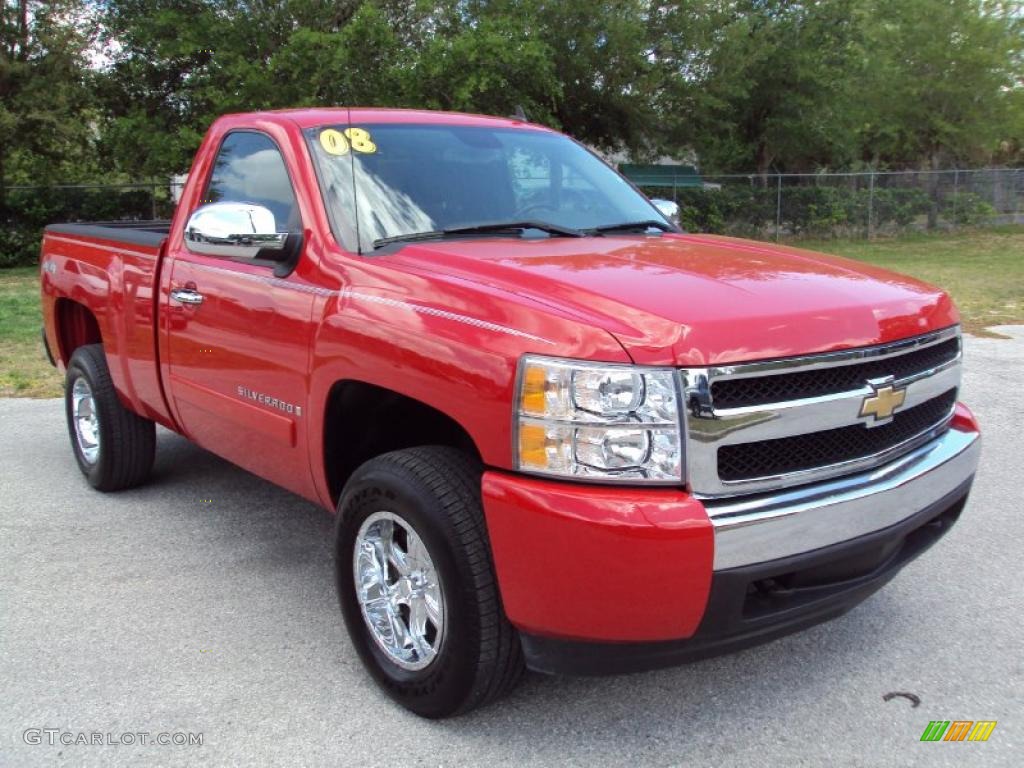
717, 389, 957, 481
681, 326, 962, 498
709, 337, 960, 408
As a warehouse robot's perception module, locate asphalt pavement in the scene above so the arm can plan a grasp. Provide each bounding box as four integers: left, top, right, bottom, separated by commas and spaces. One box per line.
1, 328, 1022, 767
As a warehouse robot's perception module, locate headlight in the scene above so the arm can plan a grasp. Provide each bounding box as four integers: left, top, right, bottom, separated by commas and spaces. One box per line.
514, 355, 683, 483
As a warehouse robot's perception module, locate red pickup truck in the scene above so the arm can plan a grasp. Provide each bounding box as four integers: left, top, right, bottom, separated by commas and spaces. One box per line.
40, 108, 981, 717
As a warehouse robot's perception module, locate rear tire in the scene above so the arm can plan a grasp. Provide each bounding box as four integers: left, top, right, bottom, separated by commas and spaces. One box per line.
335, 446, 524, 717
65, 344, 156, 491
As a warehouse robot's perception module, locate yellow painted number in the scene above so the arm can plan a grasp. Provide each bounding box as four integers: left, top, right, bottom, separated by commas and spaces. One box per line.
344, 127, 377, 154
319, 128, 350, 156
318, 127, 377, 156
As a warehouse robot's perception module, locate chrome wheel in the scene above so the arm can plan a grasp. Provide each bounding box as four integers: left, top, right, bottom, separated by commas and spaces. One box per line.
72, 377, 100, 464
354, 511, 445, 671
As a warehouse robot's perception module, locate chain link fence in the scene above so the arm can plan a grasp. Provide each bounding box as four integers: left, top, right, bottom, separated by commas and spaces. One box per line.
1, 170, 1022, 266
637, 168, 1024, 241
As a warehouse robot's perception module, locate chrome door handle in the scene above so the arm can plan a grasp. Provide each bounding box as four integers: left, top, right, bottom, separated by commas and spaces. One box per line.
170, 288, 204, 306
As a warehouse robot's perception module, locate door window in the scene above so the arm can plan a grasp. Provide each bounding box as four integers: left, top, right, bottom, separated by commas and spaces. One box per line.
203, 132, 300, 233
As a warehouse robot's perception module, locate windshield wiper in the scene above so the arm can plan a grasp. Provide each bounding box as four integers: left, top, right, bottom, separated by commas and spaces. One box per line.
373, 231, 449, 248
587, 219, 674, 235
373, 220, 583, 249
445, 220, 584, 238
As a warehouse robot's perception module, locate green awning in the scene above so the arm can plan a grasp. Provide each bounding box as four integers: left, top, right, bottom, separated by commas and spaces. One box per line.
618, 164, 702, 187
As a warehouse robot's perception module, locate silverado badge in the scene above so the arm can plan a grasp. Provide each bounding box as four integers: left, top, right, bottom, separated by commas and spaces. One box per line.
860, 378, 907, 425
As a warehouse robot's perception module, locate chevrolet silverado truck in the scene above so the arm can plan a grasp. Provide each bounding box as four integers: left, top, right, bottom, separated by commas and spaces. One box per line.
40, 108, 981, 717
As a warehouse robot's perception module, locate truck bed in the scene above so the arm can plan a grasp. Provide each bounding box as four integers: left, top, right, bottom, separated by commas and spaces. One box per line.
41, 220, 173, 427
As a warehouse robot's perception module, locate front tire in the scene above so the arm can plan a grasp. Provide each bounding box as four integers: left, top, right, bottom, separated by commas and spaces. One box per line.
335, 446, 523, 717
65, 344, 156, 491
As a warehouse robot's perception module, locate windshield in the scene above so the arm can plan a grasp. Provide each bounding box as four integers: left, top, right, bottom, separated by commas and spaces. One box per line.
305, 123, 667, 253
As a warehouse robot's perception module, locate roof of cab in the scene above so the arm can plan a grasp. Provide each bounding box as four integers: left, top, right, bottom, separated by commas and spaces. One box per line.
222, 107, 556, 132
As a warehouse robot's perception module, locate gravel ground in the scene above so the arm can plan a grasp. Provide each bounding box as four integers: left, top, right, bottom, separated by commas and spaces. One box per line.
1, 328, 1021, 767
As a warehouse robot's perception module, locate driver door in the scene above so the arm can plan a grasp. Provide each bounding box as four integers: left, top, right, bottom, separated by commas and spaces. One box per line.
163, 130, 316, 498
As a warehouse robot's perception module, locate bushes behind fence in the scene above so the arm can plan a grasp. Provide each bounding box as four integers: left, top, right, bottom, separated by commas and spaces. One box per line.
0, 186, 168, 268
642, 184, 998, 238
0, 175, 1012, 268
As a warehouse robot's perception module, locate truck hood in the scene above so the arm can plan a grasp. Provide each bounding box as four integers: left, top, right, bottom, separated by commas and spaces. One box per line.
385, 233, 958, 366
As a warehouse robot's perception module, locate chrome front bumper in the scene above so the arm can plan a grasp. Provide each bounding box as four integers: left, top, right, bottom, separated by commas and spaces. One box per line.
705, 427, 981, 570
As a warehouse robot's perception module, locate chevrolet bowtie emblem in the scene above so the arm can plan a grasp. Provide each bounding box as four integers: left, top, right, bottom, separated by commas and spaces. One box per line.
860, 380, 907, 423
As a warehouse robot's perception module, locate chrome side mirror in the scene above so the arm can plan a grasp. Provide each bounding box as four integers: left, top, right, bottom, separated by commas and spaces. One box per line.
651, 198, 680, 226
184, 202, 289, 259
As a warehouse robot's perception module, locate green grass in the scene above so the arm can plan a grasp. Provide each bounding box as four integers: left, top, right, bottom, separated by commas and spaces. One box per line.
0, 266, 62, 397
2, 226, 1022, 398
800, 226, 1024, 336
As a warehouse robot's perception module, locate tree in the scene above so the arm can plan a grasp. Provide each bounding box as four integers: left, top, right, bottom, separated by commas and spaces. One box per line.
98, 0, 567, 175
270, 3, 407, 108
858, 0, 1024, 170
17, 0, 1024, 186
0, 0, 98, 195
660, 0, 867, 174
99, 0, 286, 177
406, 11, 562, 125
0, 1, 105, 266
474, 0, 664, 153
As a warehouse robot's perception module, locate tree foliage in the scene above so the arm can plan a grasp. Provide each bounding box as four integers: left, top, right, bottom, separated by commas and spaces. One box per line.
3, 0, 1023, 184
858, 0, 1024, 169
0, 1, 99, 191
675, 0, 870, 174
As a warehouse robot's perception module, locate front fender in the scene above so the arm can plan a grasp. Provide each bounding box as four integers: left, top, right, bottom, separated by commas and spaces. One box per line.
305, 282, 630, 508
